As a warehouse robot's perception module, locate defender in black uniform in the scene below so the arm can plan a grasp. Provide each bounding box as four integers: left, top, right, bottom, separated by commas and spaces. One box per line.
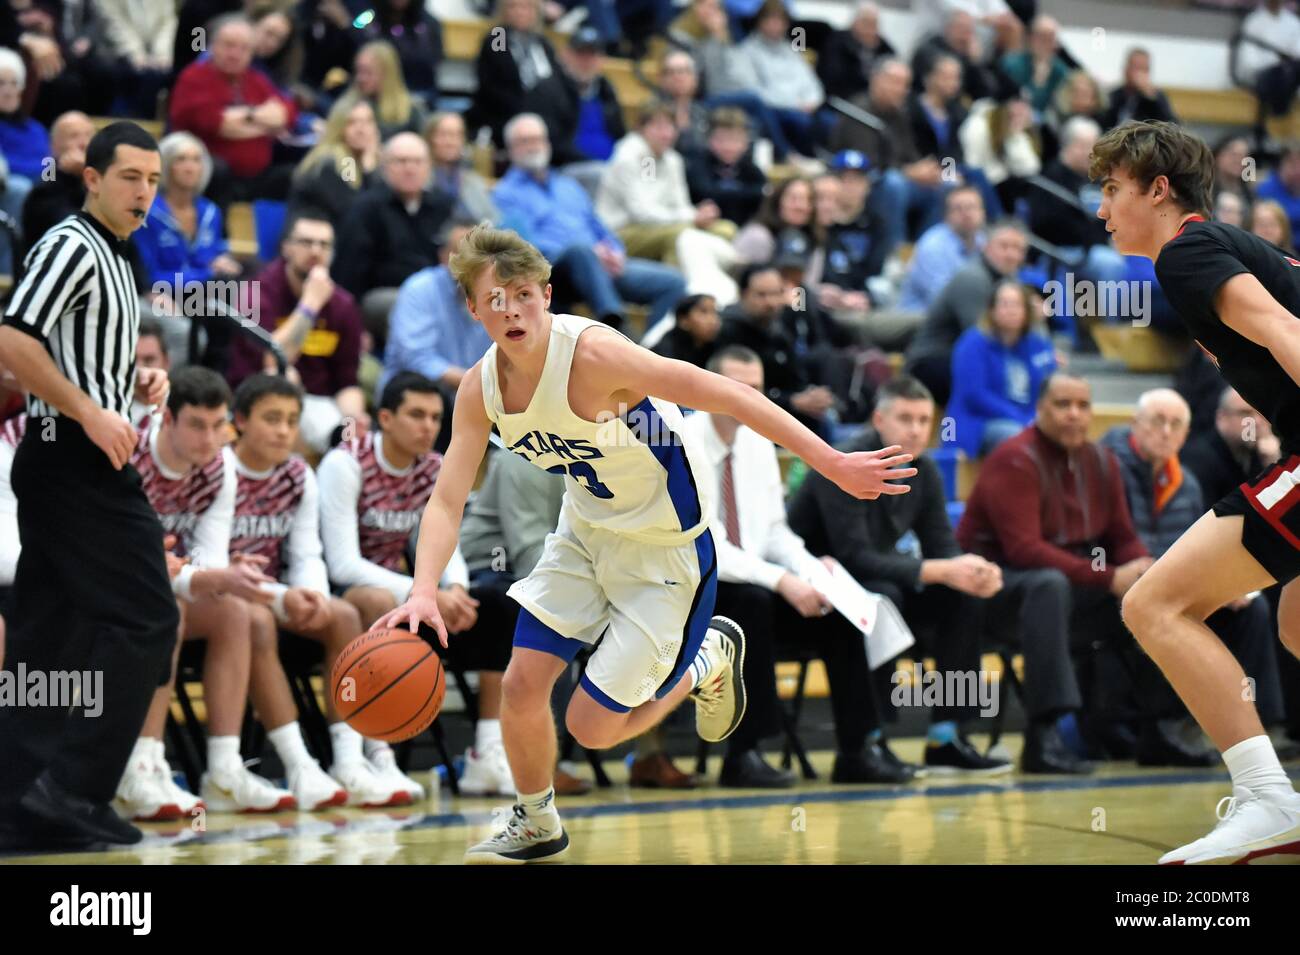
1093, 120, 1300, 864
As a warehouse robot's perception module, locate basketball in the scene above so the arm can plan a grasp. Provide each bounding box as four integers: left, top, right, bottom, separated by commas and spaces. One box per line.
329, 629, 445, 743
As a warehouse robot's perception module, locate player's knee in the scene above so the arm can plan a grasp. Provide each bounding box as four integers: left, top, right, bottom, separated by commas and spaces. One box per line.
500, 661, 551, 711
212, 593, 252, 637
565, 711, 617, 751
1120, 579, 1174, 648
1279, 621, 1300, 659
333, 599, 361, 637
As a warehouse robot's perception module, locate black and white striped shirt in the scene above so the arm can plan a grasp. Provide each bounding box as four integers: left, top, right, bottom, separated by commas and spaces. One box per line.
2, 211, 140, 419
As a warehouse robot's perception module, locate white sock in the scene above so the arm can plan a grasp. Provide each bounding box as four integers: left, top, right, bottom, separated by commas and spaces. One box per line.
476, 719, 502, 752
1223, 735, 1293, 797
518, 786, 559, 824
129, 737, 155, 772
329, 722, 366, 766
363, 737, 391, 762
206, 735, 243, 775
268, 721, 314, 772
689, 642, 714, 690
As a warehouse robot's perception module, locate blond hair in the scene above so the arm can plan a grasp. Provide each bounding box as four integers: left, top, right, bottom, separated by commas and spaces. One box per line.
294, 95, 376, 185
354, 40, 413, 128
448, 225, 552, 300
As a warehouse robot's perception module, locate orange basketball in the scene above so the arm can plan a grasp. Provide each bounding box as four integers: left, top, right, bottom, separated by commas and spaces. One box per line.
330, 629, 445, 743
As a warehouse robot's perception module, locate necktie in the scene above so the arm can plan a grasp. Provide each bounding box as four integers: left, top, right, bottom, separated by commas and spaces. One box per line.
721, 451, 741, 547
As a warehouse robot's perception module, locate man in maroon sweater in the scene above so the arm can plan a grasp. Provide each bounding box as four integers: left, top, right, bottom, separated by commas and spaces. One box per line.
226, 208, 366, 454
169, 15, 296, 204
957, 371, 1213, 773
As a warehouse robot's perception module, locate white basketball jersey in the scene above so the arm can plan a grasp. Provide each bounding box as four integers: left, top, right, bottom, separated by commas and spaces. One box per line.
480, 313, 712, 546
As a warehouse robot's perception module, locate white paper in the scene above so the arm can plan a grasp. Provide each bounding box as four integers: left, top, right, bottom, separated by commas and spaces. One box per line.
802, 561, 916, 670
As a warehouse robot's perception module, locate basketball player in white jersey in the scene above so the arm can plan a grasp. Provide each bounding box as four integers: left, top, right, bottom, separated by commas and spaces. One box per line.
371, 226, 916, 864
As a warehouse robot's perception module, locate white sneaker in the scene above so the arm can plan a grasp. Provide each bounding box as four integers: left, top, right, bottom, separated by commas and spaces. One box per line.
201, 763, 297, 813
152, 755, 203, 816
1159, 786, 1300, 864
464, 804, 569, 864
459, 743, 515, 796
287, 759, 349, 811
367, 747, 426, 802
330, 759, 411, 808
691, 616, 747, 743
114, 754, 188, 822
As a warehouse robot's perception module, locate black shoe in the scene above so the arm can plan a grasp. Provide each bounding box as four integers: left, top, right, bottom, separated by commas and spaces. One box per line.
924, 736, 1013, 775
718, 749, 796, 789
1022, 722, 1094, 775
0, 811, 106, 855
1082, 719, 1137, 760
18, 772, 143, 846
1136, 721, 1218, 768
878, 738, 928, 779
831, 744, 919, 784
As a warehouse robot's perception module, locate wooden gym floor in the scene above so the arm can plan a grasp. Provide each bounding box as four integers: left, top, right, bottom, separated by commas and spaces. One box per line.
5, 736, 1298, 865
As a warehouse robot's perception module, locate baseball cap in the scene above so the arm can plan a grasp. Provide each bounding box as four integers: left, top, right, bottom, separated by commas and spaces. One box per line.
830, 149, 871, 173
570, 25, 602, 52
772, 228, 811, 270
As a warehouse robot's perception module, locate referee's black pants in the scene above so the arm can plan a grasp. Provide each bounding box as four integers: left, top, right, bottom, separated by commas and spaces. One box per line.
0, 419, 179, 815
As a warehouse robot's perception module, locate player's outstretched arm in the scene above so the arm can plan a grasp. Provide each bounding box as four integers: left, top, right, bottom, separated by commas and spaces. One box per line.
369, 365, 493, 643
576, 330, 917, 499
1217, 273, 1300, 388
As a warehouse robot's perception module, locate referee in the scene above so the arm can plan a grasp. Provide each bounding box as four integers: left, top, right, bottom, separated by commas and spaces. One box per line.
0, 122, 180, 851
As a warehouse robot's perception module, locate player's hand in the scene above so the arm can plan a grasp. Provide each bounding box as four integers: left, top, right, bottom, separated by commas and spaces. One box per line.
371, 590, 448, 647
211, 558, 277, 603
284, 588, 330, 632
437, 585, 480, 634
825, 445, 917, 500
135, 366, 169, 407
943, 554, 1003, 598
86, 406, 138, 470
1108, 556, 1154, 597
162, 535, 188, 580
777, 572, 831, 618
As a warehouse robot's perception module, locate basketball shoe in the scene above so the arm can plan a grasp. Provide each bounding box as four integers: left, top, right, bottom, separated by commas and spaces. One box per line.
690, 616, 747, 743
200, 762, 297, 813
464, 803, 570, 864
114, 743, 201, 821
1159, 786, 1300, 864
366, 745, 426, 801
330, 759, 412, 808
459, 742, 516, 796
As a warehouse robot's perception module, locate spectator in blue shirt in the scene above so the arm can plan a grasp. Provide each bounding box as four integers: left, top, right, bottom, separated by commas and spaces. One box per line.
137, 132, 242, 363
947, 279, 1057, 457
492, 113, 687, 330
380, 220, 492, 395
897, 184, 986, 312
1256, 145, 1300, 242
0, 48, 45, 274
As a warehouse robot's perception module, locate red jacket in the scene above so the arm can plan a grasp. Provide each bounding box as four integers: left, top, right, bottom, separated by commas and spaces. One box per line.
168, 60, 296, 178
955, 424, 1148, 589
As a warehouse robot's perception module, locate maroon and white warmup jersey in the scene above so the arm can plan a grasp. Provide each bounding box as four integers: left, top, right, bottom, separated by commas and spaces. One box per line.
317, 432, 469, 603
0, 414, 24, 585
228, 447, 329, 598
131, 418, 236, 589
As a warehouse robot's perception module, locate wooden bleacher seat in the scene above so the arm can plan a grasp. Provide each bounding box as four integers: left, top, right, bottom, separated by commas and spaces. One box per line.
1088, 402, 1135, 442
1165, 86, 1300, 139
1090, 324, 1189, 374
226, 202, 257, 259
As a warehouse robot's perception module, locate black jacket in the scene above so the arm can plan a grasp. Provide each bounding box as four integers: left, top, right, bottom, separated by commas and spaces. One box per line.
333, 184, 453, 296
21, 169, 85, 261
683, 149, 766, 226
1180, 428, 1267, 509
828, 97, 919, 170
1101, 86, 1177, 129
906, 92, 967, 165
469, 30, 581, 162
788, 425, 959, 589
288, 160, 379, 229
911, 34, 1010, 103
651, 326, 716, 368
1027, 159, 1110, 249
821, 203, 890, 296
816, 29, 896, 102
715, 305, 810, 410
